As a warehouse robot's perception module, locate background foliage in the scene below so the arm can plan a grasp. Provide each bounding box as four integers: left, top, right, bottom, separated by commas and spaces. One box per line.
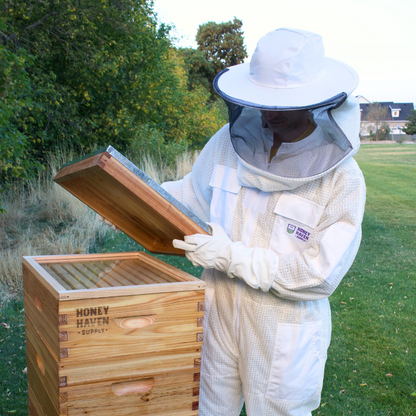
1, 1, 246, 206
196, 17, 247, 76
403, 109, 416, 135
190, 17, 248, 99
364, 103, 390, 141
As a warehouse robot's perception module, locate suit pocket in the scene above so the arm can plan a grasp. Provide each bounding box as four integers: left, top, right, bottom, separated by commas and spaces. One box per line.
266, 321, 324, 402
269, 192, 324, 255
209, 165, 241, 235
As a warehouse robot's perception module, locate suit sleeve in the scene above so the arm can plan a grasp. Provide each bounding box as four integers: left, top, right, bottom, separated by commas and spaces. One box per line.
269, 161, 366, 301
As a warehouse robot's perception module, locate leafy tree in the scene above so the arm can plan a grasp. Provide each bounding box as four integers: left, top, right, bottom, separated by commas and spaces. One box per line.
402, 109, 416, 135
1, 0, 175, 154
0, 41, 41, 184
378, 122, 391, 141
0, 0, 226, 192
196, 17, 248, 89
365, 103, 388, 141
0, 21, 43, 211
177, 47, 216, 92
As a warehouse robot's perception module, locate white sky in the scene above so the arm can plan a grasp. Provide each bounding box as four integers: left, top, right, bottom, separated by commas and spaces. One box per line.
154, 0, 416, 105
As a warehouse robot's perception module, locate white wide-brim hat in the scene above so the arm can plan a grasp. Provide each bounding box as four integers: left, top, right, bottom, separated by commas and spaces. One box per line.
214, 28, 359, 109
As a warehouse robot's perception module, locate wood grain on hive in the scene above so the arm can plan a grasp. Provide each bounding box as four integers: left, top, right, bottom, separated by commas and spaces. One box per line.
53, 146, 210, 256
24, 252, 204, 415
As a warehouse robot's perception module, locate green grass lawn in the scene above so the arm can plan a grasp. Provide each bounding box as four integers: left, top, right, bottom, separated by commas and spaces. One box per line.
1, 143, 415, 415
313, 144, 416, 416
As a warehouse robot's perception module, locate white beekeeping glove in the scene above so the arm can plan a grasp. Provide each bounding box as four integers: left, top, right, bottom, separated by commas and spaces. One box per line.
97, 214, 119, 232
173, 222, 232, 273
173, 223, 277, 292
226, 242, 277, 292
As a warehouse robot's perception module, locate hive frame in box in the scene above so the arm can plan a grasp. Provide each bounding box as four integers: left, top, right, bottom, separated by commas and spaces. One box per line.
23, 251, 205, 300
24, 251, 204, 416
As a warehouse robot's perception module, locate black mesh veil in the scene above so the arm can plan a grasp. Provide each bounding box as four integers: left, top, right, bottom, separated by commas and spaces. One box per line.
214, 69, 355, 179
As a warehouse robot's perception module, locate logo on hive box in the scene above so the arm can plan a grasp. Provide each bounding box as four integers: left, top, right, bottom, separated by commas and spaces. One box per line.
76, 306, 110, 336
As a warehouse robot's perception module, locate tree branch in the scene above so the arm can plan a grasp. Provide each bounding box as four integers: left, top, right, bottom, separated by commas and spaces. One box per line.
24, 12, 59, 31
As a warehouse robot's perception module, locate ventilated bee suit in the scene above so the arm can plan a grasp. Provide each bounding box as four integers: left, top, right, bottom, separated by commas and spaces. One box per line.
163, 28, 366, 416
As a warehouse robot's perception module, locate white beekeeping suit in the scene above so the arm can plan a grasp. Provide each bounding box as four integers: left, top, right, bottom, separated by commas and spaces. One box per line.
163, 28, 366, 416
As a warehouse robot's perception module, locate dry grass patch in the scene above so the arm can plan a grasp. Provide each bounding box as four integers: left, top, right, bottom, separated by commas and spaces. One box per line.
135, 150, 199, 184
0, 149, 200, 306
0, 155, 110, 305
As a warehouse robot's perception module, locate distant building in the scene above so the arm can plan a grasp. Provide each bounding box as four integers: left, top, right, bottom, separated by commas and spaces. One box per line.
356, 95, 371, 104
358, 98, 414, 135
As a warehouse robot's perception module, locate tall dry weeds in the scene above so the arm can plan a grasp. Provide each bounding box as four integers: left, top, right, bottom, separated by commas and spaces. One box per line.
174, 150, 200, 181
0, 153, 110, 306
0, 148, 199, 307
136, 150, 199, 183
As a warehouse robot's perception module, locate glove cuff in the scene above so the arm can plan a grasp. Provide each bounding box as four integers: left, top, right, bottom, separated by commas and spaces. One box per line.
227, 242, 277, 292
213, 242, 232, 273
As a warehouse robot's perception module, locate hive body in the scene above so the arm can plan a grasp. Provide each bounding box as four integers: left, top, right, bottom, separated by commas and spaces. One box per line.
23, 252, 204, 416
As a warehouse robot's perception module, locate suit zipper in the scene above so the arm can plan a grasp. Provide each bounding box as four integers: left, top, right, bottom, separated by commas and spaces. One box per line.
235, 280, 243, 347
235, 207, 258, 349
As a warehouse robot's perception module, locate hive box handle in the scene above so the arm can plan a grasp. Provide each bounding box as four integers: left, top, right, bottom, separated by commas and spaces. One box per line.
114, 315, 157, 329
34, 296, 43, 312
36, 354, 45, 376
111, 378, 155, 396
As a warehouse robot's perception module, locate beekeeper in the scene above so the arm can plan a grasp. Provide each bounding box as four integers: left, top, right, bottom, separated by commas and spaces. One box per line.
162, 28, 366, 416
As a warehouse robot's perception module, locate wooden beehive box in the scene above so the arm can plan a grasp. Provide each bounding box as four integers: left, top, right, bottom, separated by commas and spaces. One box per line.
23, 147, 209, 416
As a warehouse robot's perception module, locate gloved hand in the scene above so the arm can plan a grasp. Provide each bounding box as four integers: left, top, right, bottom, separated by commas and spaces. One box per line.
226, 242, 277, 292
173, 223, 277, 292
97, 214, 119, 232
172, 222, 232, 273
